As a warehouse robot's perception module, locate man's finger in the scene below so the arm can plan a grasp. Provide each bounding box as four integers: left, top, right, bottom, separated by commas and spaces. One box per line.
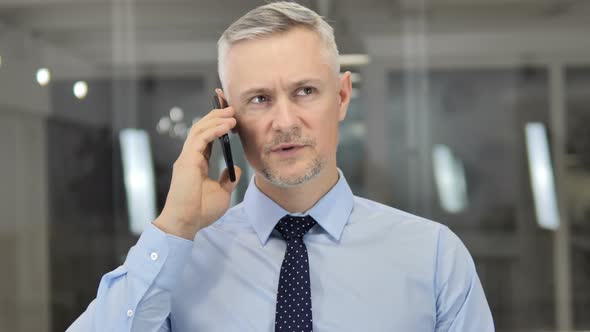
193, 124, 231, 155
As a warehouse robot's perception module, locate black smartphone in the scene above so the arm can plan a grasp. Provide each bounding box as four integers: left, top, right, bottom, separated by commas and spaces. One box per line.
212, 95, 236, 182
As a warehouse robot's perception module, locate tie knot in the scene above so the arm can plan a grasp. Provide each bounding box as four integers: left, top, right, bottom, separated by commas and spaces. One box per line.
275, 215, 316, 240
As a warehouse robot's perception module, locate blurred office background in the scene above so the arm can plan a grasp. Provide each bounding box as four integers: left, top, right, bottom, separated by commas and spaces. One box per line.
0, 0, 589, 331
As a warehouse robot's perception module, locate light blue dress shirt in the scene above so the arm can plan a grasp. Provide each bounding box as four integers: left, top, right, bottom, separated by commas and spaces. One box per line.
68, 170, 494, 331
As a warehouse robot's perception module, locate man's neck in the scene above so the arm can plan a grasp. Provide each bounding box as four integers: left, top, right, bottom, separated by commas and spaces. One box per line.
254, 167, 340, 214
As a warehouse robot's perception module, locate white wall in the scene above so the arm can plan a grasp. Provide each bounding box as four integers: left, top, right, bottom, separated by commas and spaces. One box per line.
0, 28, 51, 116
0, 108, 50, 331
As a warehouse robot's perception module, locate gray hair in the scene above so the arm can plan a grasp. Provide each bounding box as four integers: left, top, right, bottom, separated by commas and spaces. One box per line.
217, 1, 340, 93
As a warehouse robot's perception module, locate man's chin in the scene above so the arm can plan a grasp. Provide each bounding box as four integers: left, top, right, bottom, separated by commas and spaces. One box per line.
261, 159, 324, 188
265, 170, 310, 188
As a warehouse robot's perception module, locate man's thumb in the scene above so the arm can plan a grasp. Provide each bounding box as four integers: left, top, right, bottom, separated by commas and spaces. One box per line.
219, 165, 242, 193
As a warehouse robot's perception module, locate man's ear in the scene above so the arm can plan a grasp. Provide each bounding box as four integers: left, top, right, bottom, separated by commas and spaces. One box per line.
215, 88, 239, 134
337, 71, 352, 122
215, 88, 228, 106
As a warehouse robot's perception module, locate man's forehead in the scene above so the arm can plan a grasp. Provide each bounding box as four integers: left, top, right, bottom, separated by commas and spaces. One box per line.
222, 27, 336, 97
228, 29, 330, 66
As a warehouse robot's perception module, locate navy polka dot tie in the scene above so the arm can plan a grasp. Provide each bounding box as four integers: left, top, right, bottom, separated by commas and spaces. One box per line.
274, 215, 316, 332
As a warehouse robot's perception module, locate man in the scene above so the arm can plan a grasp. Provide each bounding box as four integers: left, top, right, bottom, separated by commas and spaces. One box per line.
68, 2, 494, 331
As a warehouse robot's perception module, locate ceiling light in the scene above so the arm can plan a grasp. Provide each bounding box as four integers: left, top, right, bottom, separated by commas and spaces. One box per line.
36, 68, 51, 86
73, 81, 88, 99
338, 54, 370, 67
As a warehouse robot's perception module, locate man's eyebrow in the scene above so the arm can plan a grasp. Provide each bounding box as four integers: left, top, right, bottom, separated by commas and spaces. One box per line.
289, 79, 322, 89
239, 87, 273, 102
238, 79, 323, 102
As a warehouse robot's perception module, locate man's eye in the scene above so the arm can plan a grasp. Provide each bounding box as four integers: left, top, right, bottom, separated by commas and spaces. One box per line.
250, 95, 268, 104
296, 87, 315, 96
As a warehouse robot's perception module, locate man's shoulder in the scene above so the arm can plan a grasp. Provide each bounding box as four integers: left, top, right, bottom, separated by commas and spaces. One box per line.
351, 196, 471, 257
351, 195, 445, 233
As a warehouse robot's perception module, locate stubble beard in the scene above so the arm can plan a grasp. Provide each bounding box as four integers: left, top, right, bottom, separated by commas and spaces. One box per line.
261, 154, 325, 188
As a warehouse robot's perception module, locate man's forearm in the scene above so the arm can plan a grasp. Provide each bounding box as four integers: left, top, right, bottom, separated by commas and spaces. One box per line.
66, 223, 193, 332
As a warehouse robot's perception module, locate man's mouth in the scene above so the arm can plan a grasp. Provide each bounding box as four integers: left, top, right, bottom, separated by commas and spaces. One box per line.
269, 143, 307, 157
271, 143, 306, 152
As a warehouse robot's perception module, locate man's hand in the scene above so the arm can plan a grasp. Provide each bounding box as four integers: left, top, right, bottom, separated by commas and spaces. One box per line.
154, 89, 242, 240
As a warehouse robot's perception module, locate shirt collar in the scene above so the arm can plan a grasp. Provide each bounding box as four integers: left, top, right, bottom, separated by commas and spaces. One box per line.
243, 168, 354, 246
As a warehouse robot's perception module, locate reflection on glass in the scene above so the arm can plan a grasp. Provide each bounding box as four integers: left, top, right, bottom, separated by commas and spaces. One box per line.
119, 129, 157, 235
156, 116, 172, 134
172, 123, 188, 138
349, 72, 361, 83
432, 144, 468, 213
525, 122, 560, 230
170, 106, 184, 122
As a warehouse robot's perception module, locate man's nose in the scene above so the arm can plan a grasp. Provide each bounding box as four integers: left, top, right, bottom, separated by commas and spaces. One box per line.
270, 98, 299, 131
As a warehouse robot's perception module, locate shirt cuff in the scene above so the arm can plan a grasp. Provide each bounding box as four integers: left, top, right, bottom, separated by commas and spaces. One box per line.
124, 222, 193, 291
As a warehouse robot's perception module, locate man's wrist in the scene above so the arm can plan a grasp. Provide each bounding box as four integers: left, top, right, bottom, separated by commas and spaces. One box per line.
153, 214, 201, 241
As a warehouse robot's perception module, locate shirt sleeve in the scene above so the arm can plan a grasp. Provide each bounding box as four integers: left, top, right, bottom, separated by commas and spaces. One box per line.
434, 225, 495, 332
66, 222, 193, 332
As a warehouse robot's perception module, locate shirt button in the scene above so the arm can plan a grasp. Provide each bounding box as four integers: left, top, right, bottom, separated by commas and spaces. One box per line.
150, 252, 159, 261
127, 309, 134, 317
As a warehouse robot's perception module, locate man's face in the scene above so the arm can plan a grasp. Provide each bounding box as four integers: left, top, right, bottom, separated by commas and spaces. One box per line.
224, 27, 351, 187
